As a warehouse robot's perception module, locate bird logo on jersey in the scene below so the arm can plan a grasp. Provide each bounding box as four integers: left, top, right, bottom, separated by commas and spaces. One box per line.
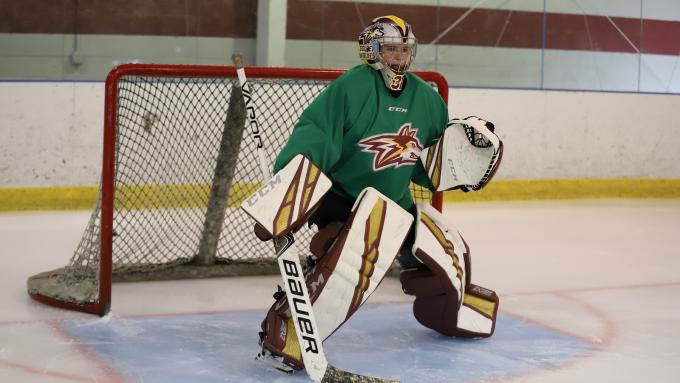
359, 123, 424, 170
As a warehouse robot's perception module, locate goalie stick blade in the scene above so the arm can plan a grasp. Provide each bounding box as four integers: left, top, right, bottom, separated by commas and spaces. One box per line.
322, 365, 400, 383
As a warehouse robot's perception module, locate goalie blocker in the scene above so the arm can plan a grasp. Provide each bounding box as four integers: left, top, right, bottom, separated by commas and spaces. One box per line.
241, 154, 332, 240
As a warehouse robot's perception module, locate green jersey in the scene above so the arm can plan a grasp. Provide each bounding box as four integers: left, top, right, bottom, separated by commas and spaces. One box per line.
273, 64, 448, 210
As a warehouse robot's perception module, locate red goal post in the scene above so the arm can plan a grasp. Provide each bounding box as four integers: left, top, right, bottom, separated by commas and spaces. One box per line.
27, 64, 448, 316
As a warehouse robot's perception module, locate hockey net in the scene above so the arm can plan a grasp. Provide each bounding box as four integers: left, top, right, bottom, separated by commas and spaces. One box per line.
27, 64, 448, 315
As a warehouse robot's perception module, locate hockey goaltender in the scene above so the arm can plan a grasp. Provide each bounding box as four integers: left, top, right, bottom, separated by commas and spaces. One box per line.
241, 14, 504, 377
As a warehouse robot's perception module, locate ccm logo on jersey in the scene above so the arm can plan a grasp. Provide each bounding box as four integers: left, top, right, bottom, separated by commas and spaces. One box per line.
388, 106, 408, 112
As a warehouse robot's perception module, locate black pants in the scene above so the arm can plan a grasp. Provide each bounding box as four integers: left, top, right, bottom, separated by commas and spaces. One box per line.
308, 191, 424, 269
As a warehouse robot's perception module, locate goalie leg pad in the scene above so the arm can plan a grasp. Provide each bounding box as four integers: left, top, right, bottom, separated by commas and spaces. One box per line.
260, 187, 414, 369
457, 284, 499, 337
401, 268, 499, 338
402, 203, 498, 337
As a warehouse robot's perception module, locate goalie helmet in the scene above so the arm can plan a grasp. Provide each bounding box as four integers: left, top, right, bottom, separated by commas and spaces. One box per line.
358, 15, 417, 91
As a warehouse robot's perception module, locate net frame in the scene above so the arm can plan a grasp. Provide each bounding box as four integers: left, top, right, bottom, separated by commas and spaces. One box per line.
27, 64, 448, 316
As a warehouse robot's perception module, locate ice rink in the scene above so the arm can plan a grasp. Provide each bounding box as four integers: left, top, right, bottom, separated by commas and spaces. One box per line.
1, 199, 679, 382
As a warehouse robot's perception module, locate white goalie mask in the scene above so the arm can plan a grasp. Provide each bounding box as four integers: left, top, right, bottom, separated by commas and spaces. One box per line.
358, 15, 417, 91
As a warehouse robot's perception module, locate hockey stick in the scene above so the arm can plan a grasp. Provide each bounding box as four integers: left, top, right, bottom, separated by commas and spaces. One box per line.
232, 54, 399, 383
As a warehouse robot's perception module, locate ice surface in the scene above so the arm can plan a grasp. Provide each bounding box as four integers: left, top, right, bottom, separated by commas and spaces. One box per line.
1, 200, 679, 382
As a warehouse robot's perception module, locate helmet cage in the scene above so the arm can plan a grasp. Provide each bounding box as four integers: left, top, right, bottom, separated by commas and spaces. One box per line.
359, 35, 417, 74
376, 36, 417, 75
358, 16, 417, 91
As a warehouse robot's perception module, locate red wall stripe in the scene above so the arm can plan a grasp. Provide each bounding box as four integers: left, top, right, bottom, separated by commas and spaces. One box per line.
286, 0, 679, 56
545, 14, 641, 53
0, 0, 257, 38
1, 0, 678, 56
642, 19, 680, 55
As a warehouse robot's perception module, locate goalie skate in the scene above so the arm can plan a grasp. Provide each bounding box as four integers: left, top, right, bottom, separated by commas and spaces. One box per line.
255, 333, 295, 374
